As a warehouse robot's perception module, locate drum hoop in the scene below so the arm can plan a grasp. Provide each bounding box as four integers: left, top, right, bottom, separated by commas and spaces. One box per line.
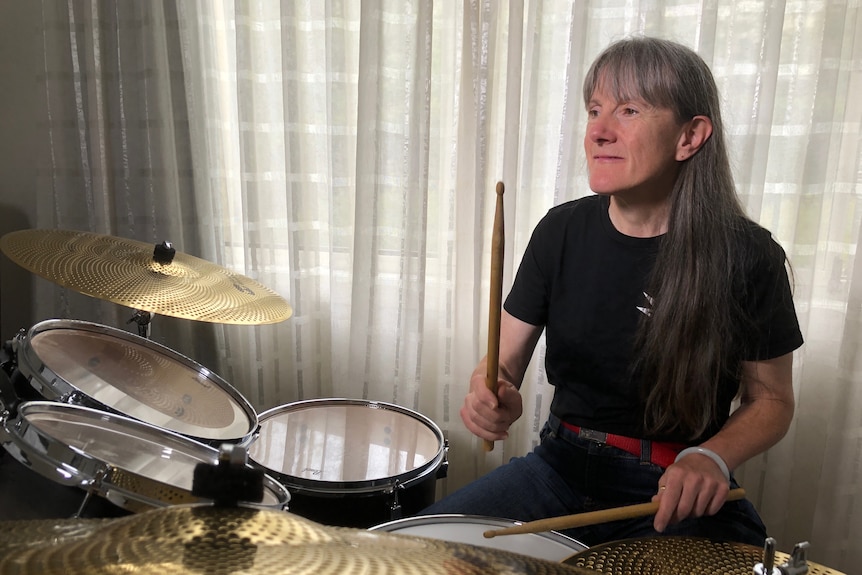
0, 401, 289, 511
14, 319, 259, 443
251, 398, 446, 493
369, 513, 588, 550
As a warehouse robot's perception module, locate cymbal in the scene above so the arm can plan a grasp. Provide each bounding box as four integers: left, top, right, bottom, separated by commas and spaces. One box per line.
0, 506, 593, 574
0, 229, 292, 325
563, 536, 845, 575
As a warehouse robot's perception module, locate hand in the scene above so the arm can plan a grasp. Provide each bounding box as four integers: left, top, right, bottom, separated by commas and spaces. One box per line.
651, 452, 730, 532
459, 370, 523, 441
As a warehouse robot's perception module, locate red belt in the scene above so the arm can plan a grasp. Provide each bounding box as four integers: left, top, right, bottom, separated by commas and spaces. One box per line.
560, 421, 687, 469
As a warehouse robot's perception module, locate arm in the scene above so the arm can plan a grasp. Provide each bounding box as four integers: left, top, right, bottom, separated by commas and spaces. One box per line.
653, 351, 795, 531
460, 310, 544, 441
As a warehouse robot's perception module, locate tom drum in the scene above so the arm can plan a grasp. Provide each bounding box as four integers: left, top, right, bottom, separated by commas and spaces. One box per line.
4, 319, 258, 445
0, 401, 290, 514
246, 398, 448, 528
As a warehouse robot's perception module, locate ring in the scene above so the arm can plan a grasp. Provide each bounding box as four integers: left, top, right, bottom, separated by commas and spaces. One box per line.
659, 485, 667, 491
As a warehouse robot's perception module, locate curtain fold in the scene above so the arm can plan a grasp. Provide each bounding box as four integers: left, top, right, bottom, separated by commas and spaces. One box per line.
11, 0, 861, 571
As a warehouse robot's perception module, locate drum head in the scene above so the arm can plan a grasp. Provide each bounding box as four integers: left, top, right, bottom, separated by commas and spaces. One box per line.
249, 398, 444, 493
0, 401, 288, 512
370, 514, 588, 562
15, 319, 257, 443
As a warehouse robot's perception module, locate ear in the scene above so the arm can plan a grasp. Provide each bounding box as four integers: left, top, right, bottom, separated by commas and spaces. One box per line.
676, 115, 713, 161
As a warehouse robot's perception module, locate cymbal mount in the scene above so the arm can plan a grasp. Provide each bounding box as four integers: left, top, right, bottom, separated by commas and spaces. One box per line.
152, 241, 176, 265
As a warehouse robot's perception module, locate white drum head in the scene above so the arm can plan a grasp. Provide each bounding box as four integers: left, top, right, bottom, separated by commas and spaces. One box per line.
249, 398, 444, 491
370, 514, 587, 562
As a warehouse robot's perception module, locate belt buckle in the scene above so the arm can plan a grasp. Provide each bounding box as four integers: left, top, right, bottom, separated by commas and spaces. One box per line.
579, 428, 607, 443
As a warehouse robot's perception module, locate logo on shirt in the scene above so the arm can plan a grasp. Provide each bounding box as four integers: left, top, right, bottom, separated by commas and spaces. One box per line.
637, 292, 654, 317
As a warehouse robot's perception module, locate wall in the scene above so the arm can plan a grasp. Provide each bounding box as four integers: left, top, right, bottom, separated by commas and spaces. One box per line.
0, 2, 44, 341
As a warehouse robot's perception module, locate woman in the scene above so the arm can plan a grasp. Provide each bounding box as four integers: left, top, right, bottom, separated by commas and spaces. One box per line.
421, 37, 803, 547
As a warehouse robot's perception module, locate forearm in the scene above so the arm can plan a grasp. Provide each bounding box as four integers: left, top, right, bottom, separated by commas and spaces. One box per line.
697, 353, 796, 472
477, 311, 543, 390
699, 396, 793, 472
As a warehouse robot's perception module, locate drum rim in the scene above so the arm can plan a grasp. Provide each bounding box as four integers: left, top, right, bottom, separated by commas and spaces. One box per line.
0, 400, 289, 511
14, 318, 259, 442
369, 513, 588, 550
250, 397, 446, 493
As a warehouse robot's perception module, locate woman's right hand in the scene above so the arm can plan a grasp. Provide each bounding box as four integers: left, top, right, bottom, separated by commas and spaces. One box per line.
460, 368, 523, 441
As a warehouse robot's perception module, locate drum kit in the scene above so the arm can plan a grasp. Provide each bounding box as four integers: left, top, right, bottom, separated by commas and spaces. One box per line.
0, 228, 847, 574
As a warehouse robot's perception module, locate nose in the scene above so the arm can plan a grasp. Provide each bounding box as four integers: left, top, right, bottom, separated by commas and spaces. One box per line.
587, 112, 616, 144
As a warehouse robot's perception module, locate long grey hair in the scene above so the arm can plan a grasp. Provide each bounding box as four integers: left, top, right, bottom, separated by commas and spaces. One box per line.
583, 37, 757, 440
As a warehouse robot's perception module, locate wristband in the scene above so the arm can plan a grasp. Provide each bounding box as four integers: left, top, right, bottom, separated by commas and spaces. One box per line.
675, 446, 730, 482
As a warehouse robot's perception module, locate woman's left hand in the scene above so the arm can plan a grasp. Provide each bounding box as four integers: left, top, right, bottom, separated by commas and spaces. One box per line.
651, 452, 730, 532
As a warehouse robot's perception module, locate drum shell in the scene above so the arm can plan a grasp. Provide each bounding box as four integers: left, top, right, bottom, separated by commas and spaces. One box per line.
0, 401, 289, 514
370, 514, 588, 563
246, 398, 448, 528
8, 319, 258, 445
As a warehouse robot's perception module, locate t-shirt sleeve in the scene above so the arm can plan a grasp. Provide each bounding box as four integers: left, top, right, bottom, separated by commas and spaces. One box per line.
741, 233, 804, 361
504, 213, 554, 327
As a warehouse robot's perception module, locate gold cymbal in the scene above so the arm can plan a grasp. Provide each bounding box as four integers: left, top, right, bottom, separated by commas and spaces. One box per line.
563, 536, 845, 575
0, 506, 593, 574
0, 229, 292, 325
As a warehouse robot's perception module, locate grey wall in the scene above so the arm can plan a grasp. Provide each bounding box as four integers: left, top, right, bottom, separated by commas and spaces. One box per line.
0, 2, 44, 341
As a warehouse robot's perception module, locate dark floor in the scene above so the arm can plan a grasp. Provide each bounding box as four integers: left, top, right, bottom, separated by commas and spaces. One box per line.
0, 449, 129, 520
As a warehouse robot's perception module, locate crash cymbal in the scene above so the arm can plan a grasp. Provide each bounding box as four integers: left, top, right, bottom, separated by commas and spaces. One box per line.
0, 229, 292, 325
0, 506, 593, 574
563, 536, 845, 575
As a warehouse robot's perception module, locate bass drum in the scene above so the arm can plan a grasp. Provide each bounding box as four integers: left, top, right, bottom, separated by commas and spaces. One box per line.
247, 398, 448, 528
370, 514, 588, 563
0, 401, 290, 514
6, 319, 258, 445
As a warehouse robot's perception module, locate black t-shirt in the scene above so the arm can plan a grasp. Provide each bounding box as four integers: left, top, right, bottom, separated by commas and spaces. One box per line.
504, 194, 803, 443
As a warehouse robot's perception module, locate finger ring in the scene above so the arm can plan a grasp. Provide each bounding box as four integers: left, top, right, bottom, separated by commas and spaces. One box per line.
659, 485, 667, 491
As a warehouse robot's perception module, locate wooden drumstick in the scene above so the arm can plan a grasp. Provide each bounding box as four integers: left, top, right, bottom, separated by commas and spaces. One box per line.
484, 181, 505, 452
482, 487, 746, 537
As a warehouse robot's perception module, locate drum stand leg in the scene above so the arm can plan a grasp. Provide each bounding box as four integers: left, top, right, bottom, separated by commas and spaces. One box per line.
72, 468, 109, 518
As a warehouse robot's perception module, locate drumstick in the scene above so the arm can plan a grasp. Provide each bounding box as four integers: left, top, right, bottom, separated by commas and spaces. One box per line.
483, 487, 746, 537
484, 181, 505, 452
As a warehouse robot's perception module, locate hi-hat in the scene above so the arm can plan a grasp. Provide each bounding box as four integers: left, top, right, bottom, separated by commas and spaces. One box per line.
0, 229, 292, 325
0, 505, 592, 574
563, 536, 845, 575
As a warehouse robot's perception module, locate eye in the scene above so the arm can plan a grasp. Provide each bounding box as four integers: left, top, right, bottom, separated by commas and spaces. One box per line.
621, 106, 639, 116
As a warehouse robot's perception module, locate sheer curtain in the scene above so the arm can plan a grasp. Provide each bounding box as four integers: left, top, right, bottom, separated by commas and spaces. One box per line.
13, 0, 861, 571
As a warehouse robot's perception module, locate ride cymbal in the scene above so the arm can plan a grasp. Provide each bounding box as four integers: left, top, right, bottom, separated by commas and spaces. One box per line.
0, 229, 292, 325
0, 506, 593, 574
563, 536, 845, 575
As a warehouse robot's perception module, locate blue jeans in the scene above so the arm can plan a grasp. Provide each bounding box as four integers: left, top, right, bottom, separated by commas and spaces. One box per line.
421, 414, 767, 547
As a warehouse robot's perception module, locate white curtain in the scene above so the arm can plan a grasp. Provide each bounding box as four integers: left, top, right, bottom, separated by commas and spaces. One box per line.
13, 0, 861, 571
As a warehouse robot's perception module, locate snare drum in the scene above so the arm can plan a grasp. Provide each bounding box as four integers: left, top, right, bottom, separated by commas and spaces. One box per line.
7, 319, 257, 445
0, 401, 289, 514
370, 514, 588, 562
246, 398, 448, 528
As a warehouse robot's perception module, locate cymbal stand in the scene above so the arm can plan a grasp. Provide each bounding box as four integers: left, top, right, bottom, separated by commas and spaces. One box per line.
754, 537, 810, 575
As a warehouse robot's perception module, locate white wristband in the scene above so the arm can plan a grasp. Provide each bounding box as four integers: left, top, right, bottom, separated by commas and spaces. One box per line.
675, 446, 730, 483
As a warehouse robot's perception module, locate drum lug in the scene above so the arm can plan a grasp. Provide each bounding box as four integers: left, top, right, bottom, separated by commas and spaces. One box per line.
387, 480, 403, 520
437, 438, 449, 479
61, 391, 85, 405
